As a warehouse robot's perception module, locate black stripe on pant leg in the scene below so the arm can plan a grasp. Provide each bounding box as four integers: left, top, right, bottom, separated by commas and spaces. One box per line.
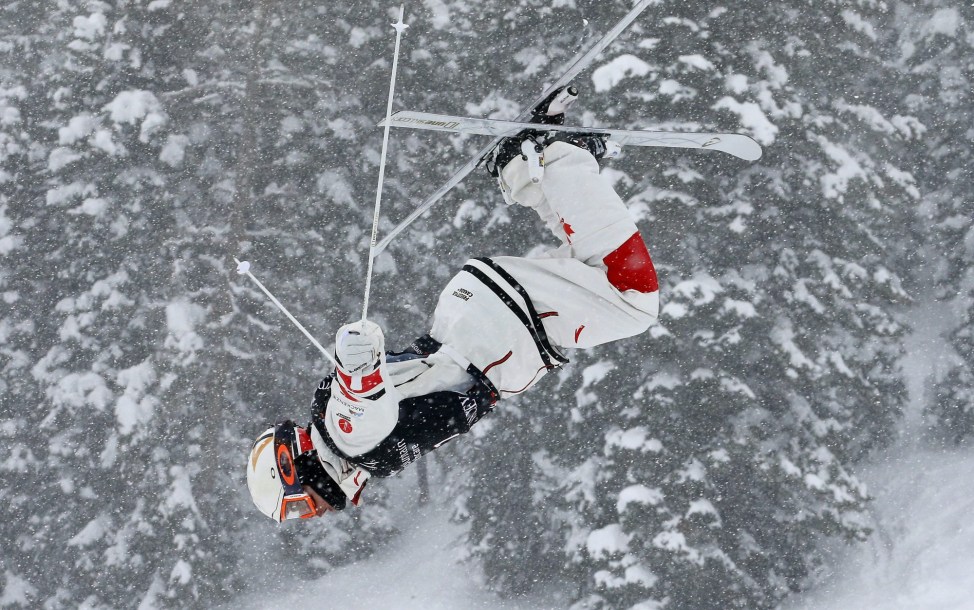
461, 264, 557, 369
474, 257, 569, 365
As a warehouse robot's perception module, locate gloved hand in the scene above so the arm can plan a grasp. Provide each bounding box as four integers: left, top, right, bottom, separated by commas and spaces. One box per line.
335, 320, 384, 376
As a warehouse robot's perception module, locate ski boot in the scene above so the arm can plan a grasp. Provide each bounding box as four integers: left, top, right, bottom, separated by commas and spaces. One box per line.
545, 131, 621, 161
484, 84, 579, 179
484, 85, 619, 181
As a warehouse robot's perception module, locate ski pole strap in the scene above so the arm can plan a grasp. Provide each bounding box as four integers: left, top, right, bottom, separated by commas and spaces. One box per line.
462, 258, 568, 369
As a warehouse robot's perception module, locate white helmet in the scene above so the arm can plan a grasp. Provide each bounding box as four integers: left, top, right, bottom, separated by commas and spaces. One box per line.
246, 427, 284, 521
246, 422, 318, 522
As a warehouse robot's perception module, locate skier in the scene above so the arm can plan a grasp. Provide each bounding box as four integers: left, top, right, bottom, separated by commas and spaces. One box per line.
246, 87, 660, 521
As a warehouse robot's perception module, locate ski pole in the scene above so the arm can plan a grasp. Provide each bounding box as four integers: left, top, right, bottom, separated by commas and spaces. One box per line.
361, 4, 408, 322
371, 0, 655, 257
234, 258, 338, 367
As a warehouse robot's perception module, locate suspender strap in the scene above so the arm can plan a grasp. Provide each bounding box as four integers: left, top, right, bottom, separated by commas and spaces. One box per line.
464, 258, 568, 367
410, 333, 500, 405
475, 257, 568, 365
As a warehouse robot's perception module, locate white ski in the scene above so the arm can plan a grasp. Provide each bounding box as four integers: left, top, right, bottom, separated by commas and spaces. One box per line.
380, 111, 763, 161
372, 0, 657, 257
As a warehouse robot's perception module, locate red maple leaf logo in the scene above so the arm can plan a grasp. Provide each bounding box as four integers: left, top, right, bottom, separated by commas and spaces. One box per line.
561, 218, 574, 244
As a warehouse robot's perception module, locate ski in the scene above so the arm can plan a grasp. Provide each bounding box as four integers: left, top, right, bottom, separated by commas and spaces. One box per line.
372, 0, 657, 257
380, 111, 763, 161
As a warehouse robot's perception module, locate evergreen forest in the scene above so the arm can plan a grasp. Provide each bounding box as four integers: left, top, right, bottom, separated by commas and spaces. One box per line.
1, 1, 972, 608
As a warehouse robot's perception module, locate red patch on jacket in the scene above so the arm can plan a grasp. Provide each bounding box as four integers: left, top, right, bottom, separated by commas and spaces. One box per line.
603, 232, 658, 293
296, 426, 314, 453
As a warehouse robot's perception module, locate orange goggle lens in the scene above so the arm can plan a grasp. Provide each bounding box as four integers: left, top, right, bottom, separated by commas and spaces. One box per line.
280, 494, 316, 521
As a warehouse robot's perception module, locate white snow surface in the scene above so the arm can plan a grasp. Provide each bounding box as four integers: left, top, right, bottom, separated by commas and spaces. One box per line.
587, 523, 631, 560
785, 445, 974, 610
784, 298, 973, 610
73, 13, 106, 41
591, 54, 652, 93
617, 484, 664, 512
224, 300, 974, 610
224, 500, 568, 610
104, 90, 160, 125
0, 571, 37, 608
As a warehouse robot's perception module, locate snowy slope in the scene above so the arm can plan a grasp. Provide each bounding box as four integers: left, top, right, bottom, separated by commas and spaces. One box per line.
785, 299, 974, 610
785, 446, 974, 610
224, 501, 563, 610
226, 301, 970, 610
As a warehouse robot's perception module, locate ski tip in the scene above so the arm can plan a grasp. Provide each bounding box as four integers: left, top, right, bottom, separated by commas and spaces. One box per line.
705, 135, 763, 161
739, 142, 763, 161
740, 137, 763, 161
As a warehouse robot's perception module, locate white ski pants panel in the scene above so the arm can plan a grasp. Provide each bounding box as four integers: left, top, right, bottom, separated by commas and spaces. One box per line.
430, 142, 659, 396
500, 141, 635, 265
496, 141, 659, 349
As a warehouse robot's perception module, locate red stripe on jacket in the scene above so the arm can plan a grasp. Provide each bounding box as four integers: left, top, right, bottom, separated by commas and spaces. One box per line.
336, 367, 384, 397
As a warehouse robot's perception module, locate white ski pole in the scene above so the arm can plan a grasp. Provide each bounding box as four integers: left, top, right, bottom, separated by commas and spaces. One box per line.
361, 4, 408, 322
234, 258, 338, 366
371, 0, 655, 257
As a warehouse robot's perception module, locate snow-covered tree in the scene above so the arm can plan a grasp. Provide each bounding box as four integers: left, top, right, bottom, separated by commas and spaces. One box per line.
4, 2, 230, 606
1, 1, 406, 605
0, 3, 50, 607
898, 2, 974, 442
0, 0, 945, 607
458, 1, 915, 608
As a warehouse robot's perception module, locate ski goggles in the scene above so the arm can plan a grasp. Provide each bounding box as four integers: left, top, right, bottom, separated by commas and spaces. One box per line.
274, 420, 318, 521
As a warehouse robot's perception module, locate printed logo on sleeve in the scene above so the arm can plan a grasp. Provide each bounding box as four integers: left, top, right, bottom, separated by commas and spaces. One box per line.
461, 397, 478, 425
452, 288, 473, 301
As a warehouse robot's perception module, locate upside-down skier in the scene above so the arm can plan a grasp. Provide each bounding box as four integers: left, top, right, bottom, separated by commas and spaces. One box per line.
246, 87, 660, 521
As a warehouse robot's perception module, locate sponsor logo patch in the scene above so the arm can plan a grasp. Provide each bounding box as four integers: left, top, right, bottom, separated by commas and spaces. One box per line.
452, 287, 473, 301
461, 397, 478, 425
395, 116, 461, 130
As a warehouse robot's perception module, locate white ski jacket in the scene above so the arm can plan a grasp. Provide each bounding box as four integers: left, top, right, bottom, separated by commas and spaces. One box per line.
311, 141, 659, 485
